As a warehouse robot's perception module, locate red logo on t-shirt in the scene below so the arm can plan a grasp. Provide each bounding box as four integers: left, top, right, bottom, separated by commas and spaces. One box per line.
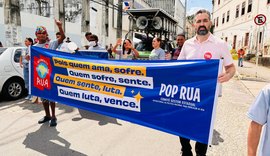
204, 52, 212, 60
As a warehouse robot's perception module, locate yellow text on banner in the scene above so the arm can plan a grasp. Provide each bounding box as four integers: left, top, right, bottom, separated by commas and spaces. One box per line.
52, 57, 146, 77
53, 74, 126, 98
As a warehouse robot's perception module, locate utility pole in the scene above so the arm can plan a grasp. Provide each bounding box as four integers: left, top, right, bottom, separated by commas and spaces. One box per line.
116, 0, 123, 39
4, 0, 22, 46
105, 0, 109, 37
184, 0, 187, 34
54, 0, 65, 32
35, 0, 42, 16
81, 0, 90, 33
81, 0, 90, 48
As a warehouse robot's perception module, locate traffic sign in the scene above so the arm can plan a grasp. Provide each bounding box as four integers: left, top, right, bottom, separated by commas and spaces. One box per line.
254, 14, 266, 25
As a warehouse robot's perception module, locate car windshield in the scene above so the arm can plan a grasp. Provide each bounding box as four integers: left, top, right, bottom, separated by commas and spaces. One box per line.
0, 48, 7, 55
135, 41, 153, 51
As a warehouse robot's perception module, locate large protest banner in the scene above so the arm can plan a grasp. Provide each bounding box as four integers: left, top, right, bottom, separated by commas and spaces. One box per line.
30, 46, 221, 144
76, 50, 108, 59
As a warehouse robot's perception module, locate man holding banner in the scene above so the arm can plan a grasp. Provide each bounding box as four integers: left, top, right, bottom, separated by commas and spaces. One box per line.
177, 9, 236, 156
33, 19, 66, 127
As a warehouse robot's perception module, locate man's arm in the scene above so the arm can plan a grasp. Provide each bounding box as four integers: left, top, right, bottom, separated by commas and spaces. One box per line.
218, 63, 236, 83
248, 121, 263, 156
55, 19, 66, 44
19, 56, 23, 68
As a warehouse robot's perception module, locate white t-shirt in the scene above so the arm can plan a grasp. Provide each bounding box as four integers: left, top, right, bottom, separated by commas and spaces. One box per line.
56, 42, 69, 52
178, 34, 233, 66
247, 84, 270, 156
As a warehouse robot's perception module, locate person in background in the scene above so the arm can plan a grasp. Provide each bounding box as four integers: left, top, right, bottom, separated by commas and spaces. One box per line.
84, 32, 92, 49
34, 19, 65, 127
247, 84, 270, 156
177, 9, 235, 156
149, 37, 165, 60
20, 37, 34, 100
107, 43, 114, 58
34, 38, 39, 44
237, 48, 245, 67
88, 34, 105, 50
171, 34, 185, 60
56, 32, 69, 52
112, 38, 139, 60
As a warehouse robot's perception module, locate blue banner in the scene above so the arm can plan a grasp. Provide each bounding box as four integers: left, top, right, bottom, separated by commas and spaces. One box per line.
30, 46, 221, 144
75, 50, 108, 59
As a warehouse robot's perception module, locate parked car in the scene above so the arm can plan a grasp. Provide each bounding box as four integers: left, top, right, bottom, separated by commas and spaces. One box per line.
0, 47, 26, 100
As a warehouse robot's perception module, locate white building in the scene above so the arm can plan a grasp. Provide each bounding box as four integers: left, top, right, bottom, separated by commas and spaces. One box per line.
0, 0, 185, 48
212, 0, 270, 56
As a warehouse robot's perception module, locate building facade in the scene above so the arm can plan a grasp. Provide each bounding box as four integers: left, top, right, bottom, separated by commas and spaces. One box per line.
212, 0, 270, 56
0, 0, 186, 47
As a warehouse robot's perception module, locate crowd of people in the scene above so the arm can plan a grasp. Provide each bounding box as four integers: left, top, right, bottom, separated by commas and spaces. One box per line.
3, 8, 268, 156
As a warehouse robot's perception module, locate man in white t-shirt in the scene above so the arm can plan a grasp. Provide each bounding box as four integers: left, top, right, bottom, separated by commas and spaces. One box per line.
247, 85, 270, 156
88, 34, 105, 50
34, 19, 66, 127
177, 9, 236, 156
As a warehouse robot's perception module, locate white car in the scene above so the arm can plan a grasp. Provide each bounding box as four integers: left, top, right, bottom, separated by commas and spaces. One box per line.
0, 47, 26, 100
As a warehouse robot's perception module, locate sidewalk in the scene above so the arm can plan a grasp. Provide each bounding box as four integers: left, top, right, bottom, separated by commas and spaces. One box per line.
234, 60, 270, 82
234, 60, 269, 97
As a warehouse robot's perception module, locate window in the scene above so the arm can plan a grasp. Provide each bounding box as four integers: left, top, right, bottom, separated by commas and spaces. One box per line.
241, 2, 246, 16
247, 0, 252, 13
222, 13, 225, 24
14, 49, 22, 63
227, 10, 230, 22
218, 0, 220, 5
225, 37, 228, 42
216, 17, 219, 27
259, 32, 262, 44
245, 33, 249, 46
233, 35, 237, 49
235, 5, 239, 18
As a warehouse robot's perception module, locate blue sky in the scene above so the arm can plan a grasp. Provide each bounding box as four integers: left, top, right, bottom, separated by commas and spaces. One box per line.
184, 0, 213, 15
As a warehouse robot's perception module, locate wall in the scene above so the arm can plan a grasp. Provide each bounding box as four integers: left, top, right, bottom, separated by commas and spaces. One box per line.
212, 0, 270, 55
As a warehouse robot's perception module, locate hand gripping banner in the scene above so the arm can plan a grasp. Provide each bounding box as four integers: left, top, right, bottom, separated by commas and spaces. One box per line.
30, 46, 221, 144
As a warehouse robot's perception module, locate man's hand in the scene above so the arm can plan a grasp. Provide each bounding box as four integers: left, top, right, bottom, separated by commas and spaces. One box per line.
218, 72, 231, 83
55, 19, 62, 27
54, 19, 65, 44
218, 63, 236, 83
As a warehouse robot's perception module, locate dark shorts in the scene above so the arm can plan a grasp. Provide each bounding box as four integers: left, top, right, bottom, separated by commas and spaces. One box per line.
41, 98, 55, 104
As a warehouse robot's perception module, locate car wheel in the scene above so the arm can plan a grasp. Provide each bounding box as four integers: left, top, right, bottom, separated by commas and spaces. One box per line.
2, 79, 24, 100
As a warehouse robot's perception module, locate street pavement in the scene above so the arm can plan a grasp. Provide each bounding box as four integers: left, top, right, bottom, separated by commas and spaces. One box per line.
0, 60, 268, 156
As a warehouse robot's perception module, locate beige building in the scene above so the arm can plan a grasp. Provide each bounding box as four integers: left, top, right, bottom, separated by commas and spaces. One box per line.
212, 0, 270, 56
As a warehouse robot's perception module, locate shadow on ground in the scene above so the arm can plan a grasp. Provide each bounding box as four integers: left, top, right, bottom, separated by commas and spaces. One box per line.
23, 124, 87, 156
240, 77, 269, 82
212, 129, 224, 145
72, 109, 122, 126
